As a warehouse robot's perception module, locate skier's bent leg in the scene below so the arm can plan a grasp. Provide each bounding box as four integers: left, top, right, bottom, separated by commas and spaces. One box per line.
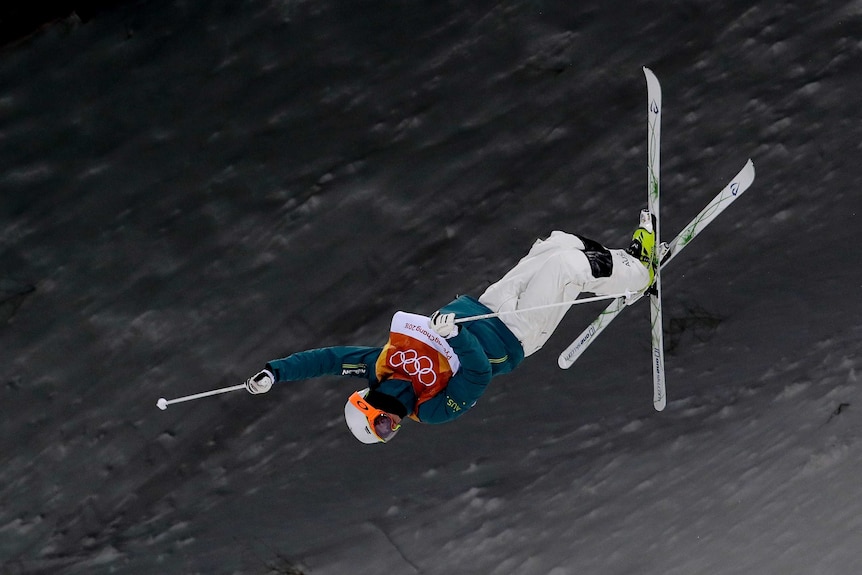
481, 244, 595, 356
478, 232, 580, 319
479, 232, 650, 356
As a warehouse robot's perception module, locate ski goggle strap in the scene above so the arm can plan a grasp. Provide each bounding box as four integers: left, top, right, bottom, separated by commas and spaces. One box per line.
348, 391, 402, 442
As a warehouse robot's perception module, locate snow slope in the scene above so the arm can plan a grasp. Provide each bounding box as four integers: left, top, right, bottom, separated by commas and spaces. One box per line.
1, 1, 861, 573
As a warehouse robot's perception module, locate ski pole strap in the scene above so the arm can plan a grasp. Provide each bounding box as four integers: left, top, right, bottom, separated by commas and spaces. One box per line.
454, 292, 633, 324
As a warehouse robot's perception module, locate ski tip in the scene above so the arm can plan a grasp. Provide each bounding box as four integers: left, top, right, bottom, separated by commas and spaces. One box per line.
643, 67, 661, 99
653, 396, 666, 412
736, 159, 756, 189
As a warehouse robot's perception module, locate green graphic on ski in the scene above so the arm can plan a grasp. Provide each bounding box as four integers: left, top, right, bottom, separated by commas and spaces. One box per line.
644, 67, 666, 411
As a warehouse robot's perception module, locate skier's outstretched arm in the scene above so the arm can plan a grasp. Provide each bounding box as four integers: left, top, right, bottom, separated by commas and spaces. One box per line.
266, 346, 383, 383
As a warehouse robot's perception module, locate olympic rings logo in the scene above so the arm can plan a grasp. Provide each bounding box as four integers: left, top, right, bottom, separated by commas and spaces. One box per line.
389, 349, 437, 387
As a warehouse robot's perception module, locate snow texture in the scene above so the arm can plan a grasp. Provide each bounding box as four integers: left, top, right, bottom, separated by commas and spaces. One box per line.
1, 1, 862, 574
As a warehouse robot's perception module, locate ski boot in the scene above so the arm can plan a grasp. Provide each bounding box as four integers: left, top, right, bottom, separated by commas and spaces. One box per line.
626, 209, 657, 286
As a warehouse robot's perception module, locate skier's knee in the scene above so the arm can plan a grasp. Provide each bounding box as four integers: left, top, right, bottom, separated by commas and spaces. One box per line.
575, 235, 613, 278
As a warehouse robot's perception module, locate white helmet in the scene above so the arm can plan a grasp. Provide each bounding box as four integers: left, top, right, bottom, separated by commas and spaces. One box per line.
344, 388, 403, 444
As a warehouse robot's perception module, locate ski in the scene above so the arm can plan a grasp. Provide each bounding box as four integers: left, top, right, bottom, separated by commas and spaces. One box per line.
557, 159, 756, 371
644, 67, 666, 411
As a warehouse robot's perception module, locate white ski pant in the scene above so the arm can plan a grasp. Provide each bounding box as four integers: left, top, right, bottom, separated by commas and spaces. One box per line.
478, 231, 650, 357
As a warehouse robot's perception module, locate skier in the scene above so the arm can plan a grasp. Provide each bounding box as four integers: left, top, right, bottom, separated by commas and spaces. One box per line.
245, 212, 656, 444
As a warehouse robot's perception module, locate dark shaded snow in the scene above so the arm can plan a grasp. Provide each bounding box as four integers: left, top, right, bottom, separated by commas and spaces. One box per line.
1, 1, 861, 574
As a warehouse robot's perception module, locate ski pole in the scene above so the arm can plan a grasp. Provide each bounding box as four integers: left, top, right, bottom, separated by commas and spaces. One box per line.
454, 291, 633, 324
156, 383, 246, 410
156, 292, 635, 409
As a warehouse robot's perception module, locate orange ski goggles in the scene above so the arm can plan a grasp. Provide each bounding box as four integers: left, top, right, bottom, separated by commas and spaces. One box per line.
348, 390, 403, 442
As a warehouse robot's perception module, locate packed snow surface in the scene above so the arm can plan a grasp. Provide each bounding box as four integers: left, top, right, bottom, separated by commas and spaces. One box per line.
1, 1, 861, 573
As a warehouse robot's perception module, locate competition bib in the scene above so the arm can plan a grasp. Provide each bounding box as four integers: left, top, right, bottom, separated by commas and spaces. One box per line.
375, 312, 461, 408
